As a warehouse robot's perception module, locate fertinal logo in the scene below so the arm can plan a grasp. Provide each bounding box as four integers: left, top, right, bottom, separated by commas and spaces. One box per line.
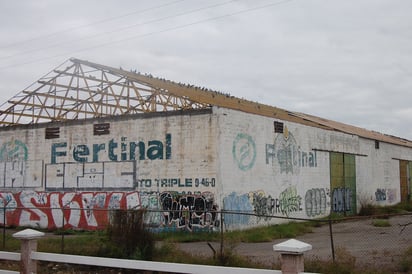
0, 138, 28, 162
232, 133, 256, 171
274, 126, 299, 174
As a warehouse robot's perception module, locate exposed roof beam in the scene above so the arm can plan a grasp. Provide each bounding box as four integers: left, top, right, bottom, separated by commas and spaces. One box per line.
0, 57, 410, 148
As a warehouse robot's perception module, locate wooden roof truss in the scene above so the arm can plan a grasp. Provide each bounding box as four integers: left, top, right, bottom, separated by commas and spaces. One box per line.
1, 58, 411, 148
0, 58, 210, 126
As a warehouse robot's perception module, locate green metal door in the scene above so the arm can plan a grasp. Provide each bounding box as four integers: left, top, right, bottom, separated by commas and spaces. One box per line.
330, 152, 356, 215
400, 160, 409, 202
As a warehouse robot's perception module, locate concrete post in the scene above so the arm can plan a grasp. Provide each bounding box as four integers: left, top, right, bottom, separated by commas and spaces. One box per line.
13, 229, 45, 274
273, 239, 312, 274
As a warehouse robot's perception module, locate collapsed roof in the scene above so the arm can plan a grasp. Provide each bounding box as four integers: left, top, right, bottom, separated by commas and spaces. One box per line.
1, 58, 411, 148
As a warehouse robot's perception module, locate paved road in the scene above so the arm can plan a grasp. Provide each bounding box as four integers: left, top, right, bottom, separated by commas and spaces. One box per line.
177, 214, 412, 269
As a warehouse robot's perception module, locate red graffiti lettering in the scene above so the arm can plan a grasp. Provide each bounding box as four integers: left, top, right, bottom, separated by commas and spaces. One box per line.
0, 191, 141, 230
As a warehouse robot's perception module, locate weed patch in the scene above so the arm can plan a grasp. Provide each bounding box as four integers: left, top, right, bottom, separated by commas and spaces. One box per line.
372, 219, 391, 227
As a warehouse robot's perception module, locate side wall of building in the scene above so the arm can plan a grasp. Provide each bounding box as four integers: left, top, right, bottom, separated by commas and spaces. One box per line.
0, 107, 411, 231
0, 110, 220, 231
215, 107, 412, 229
357, 138, 411, 206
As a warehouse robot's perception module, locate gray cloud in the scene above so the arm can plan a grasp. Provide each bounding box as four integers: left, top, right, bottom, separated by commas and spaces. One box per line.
0, 0, 411, 139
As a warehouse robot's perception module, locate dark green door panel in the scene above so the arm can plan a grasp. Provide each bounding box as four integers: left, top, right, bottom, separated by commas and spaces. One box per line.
330, 152, 356, 215
400, 160, 408, 202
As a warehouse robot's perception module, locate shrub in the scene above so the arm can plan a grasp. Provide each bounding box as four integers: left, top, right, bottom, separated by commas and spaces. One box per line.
103, 209, 154, 260
398, 246, 412, 272
358, 203, 377, 216
305, 247, 356, 274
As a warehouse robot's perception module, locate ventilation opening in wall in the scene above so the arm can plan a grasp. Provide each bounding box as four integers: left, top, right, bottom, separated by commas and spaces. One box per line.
274, 121, 284, 133
94, 123, 110, 135
45, 127, 60, 139
375, 140, 380, 149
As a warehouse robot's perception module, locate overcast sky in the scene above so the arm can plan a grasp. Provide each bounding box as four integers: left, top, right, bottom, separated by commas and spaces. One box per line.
1, 0, 411, 140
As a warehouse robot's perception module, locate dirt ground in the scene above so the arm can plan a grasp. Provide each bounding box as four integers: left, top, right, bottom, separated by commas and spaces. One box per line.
2, 214, 412, 273
177, 214, 412, 270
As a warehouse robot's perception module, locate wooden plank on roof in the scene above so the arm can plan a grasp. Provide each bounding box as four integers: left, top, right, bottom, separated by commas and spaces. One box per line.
291, 112, 412, 148
71, 58, 332, 130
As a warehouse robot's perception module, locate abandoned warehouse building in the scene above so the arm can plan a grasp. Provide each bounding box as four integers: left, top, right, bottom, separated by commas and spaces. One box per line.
0, 58, 411, 231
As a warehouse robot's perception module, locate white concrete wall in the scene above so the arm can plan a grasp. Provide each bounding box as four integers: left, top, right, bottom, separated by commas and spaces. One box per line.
357, 138, 408, 207
215, 107, 412, 229
0, 111, 218, 193
0, 107, 411, 230
0, 111, 222, 230
216, 108, 331, 228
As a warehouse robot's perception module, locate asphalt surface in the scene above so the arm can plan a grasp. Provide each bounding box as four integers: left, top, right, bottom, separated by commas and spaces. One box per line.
177, 214, 412, 269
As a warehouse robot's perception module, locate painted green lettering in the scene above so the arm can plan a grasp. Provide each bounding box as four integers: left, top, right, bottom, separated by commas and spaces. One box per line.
166, 133, 172, 159
301, 152, 307, 166
93, 143, 105, 162
121, 137, 127, 161
51, 142, 67, 164
308, 152, 314, 167
147, 140, 163, 160
185, 178, 192, 187
73, 145, 89, 163
130, 141, 145, 160
108, 139, 118, 161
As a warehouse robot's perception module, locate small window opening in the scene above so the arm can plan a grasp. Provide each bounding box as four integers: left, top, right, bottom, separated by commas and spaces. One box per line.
375, 140, 380, 149
94, 123, 110, 135
45, 127, 60, 139
274, 121, 284, 133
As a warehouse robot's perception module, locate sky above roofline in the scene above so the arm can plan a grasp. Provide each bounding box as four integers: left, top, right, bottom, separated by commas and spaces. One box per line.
1, 0, 411, 140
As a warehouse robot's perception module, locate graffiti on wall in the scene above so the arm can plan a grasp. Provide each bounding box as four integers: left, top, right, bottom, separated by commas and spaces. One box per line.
0, 160, 43, 188
0, 139, 43, 188
278, 186, 303, 216
158, 191, 219, 231
223, 186, 304, 226
331, 188, 352, 213
222, 192, 253, 225
305, 188, 329, 217
0, 139, 28, 162
265, 126, 318, 174
0, 190, 219, 231
223, 187, 331, 226
375, 188, 386, 201
249, 188, 303, 219
375, 188, 397, 203
232, 133, 256, 171
45, 161, 135, 190
250, 191, 276, 221
0, 191, 139, 229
